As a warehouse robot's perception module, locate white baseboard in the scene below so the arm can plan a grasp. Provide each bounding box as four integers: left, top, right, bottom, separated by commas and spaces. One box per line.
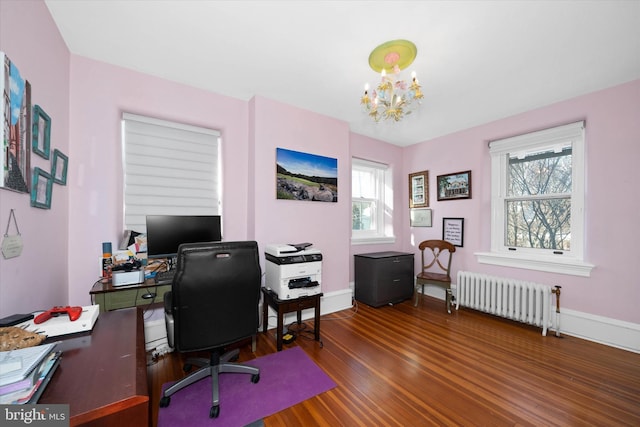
429, 284, 640, 354
556, 308, 640, 353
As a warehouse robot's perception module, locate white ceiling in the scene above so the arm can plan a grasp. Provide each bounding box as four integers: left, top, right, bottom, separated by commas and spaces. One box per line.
45, 0, 640, 147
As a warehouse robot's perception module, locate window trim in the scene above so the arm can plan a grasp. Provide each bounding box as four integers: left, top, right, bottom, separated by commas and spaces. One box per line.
351, 157, 395, 244
475, 121, 594, 277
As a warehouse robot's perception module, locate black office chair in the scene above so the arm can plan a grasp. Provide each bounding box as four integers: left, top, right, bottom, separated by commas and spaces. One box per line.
160, 240, 261, 419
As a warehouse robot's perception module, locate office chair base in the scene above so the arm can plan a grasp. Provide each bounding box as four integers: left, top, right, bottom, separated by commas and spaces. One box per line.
159, 348, 260, 418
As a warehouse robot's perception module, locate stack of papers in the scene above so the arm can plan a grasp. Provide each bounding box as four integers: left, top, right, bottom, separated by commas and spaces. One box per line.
0, 343, 61, 404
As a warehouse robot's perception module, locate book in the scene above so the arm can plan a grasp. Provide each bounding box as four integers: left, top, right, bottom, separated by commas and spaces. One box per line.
0, 350, 61, 404
0, 342, 57, 387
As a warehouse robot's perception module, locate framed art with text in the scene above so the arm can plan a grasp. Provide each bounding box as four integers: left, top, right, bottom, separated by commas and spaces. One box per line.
437, 170, 471, 201
442, 217, 464, 247
409, 170, 429, 208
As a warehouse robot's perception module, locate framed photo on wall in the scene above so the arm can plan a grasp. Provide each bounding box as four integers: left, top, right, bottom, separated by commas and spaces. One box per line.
410, 208, 432, 227
1, 52, 31, 193
442, 217, 464, 247
276, 147, 337, 202
409, 170, 429, 208
31, 167, 53, 209
52, 149, 68, 185
437, 170, 471, 201
32, 104, 52, 159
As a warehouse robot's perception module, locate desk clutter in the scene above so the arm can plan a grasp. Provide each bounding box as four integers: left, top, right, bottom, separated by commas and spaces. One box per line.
0, 341, 61, 404
0, 304, 100, 405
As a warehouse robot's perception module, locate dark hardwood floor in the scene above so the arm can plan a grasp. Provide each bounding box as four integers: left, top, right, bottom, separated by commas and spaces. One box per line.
148, 295, 640, 426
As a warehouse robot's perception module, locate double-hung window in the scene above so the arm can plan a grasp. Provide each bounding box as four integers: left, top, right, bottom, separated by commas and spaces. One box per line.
477, 121, 594, 276
121, 113, 221, 233
352, 158, 394, 243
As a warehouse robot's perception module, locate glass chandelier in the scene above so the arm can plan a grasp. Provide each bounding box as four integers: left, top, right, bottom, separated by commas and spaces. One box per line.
360, 40, 423, 123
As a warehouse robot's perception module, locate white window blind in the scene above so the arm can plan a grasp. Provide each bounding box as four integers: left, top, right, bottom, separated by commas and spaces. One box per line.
122, 113, 221, 233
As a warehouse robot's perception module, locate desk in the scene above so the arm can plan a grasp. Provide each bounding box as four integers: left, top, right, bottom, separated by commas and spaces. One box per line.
39, 308, 149, 427
261, 288, 322, 351
90, 279, 170, 312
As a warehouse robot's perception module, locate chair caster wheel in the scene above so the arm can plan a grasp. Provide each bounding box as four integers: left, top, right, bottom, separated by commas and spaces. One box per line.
251, 373, 260, 383
183, 364, 192, 372
159, 396, 171, 408
210, 405, 220, 418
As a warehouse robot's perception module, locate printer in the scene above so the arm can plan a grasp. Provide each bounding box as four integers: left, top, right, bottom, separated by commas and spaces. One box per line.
265, 244, 322, 300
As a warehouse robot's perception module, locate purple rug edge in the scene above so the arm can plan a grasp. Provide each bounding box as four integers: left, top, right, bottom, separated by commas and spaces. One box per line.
158, 346, 337, 427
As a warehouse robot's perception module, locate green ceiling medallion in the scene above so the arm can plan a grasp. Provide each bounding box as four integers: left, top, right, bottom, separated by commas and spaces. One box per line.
368, 40, 417, 73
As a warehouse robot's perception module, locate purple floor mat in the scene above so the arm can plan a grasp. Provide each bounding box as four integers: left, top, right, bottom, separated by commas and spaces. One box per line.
158, 346, 336, 427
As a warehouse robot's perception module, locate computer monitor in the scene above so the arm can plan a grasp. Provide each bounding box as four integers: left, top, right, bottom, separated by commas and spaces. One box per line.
145, 215, 222, 260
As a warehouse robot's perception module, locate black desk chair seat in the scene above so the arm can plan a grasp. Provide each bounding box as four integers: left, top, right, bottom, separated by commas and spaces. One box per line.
159, 241, 262, 419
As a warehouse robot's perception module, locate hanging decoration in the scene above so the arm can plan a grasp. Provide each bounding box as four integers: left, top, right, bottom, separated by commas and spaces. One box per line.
2, 209, 24, 259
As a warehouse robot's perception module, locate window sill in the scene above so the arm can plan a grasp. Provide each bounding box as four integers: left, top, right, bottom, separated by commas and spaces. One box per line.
351, 236, 396, 245
475, 251, 595, 277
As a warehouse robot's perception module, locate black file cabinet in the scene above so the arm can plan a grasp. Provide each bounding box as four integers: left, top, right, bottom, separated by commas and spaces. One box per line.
354, 251, 414, 307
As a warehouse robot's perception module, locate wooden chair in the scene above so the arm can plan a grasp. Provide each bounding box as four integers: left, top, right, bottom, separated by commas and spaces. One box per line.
414, 240, 456, 313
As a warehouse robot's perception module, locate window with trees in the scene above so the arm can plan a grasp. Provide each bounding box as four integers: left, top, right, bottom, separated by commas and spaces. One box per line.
477, 121, 594, 276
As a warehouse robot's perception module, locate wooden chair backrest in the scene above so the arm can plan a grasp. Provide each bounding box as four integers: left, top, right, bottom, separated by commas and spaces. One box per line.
418, 239, 456, 275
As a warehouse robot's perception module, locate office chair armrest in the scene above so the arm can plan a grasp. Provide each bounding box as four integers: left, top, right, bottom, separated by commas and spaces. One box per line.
164, 291, 173, 315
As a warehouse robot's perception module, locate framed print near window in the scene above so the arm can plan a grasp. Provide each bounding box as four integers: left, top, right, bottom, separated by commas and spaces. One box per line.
437, 170, 471, 201
52, 149, 68, 185
32, 104, 51, 159
443, 217, 464, 247
409, 170, 429, 208
410, 208, 432, 227
31, 167, 53, 209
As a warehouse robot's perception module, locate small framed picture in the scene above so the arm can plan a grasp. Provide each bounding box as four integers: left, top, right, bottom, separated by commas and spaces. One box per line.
437, 170, 472, 201
52, 149, 68, 185
32, 105, 51, 159
409, 170, 429, 208
31, 167, 53, 209
443, 217, 464, 247
410, 208, 432, 227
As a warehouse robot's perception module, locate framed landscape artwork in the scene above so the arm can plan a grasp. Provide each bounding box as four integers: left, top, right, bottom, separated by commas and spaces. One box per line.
276, 148, 337, 202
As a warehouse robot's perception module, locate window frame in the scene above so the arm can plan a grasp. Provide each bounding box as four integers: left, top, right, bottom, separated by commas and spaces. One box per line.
351, 157, 395, 244
475, 121, 594, 276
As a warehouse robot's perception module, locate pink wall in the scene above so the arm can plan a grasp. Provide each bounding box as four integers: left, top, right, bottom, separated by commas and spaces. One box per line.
250, 97, 352, 293
402, 80, 640, 324
1, 1, 637, 330
0, 0, 70, 315
67, 56, 250, 306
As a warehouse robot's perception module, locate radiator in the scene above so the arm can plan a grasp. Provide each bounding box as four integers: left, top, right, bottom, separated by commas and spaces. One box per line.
456, 271, 559, 336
